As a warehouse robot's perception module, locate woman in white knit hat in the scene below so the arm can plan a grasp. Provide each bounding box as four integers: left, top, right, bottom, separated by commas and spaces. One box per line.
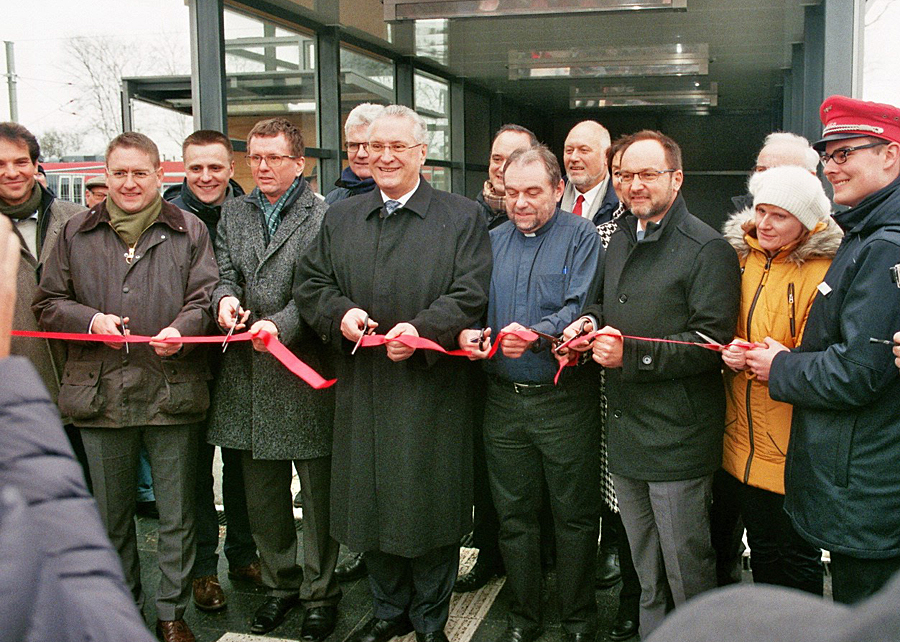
714, 165, 843, 594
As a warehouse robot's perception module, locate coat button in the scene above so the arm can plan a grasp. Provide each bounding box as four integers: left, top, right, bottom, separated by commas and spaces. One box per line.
122, 286, 129, 293
642, 355, 652, 365
619, 294, 628, 303
321, 334, 328, 342
160, 234, 167, 240
613, 410, 623, 419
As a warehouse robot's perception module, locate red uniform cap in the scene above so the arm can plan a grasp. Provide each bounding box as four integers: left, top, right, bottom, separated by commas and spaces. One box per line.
813, 94, 900, 151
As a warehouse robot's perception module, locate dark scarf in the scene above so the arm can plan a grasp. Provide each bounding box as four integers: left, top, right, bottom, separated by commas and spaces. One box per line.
0, 183, 42, 219
334, 166, 376, 194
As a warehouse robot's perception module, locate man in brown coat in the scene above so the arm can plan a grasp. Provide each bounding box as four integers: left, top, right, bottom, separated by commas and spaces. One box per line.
34, 132, 218, 642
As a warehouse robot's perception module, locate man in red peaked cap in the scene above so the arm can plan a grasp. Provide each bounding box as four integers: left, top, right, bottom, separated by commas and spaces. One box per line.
745, 95, 900, 604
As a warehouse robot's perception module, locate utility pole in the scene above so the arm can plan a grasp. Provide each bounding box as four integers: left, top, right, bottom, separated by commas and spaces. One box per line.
4, 41, 18, 122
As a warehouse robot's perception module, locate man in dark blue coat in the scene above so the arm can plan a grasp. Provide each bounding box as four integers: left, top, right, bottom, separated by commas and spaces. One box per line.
324, 103, 384, 206
747, 95, 900, 605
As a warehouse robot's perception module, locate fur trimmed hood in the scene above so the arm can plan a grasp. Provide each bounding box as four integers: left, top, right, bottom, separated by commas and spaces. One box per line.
722, 205, 843, 265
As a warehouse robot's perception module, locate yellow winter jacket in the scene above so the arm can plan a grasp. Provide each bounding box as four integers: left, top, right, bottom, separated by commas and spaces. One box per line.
721, 207, 842, 494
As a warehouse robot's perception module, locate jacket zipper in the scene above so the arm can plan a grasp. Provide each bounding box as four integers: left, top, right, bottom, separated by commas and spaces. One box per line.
742, 255, 773, 484
788, 283, 796, 340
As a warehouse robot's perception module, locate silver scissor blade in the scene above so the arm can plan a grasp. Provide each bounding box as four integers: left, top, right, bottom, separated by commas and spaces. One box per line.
694, 330, 722, 349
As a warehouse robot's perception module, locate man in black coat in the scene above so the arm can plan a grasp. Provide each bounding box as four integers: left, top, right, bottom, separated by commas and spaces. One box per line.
561, 130, 740, 639
747, 95, 900, 605
164, 130, 260, 615
295, 105, 491, 642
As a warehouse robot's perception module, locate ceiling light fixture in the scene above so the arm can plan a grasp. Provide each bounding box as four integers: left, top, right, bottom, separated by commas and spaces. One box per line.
570, 81, 718, 108
509, 43, 708, 80
384, 0, 686, 22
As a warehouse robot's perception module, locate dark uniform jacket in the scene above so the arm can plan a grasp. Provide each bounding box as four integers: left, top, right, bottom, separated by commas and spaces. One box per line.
770, 174, 900, 559
583, 194, 740, 481
33, 200, 218, 428
295, 179, 492, 557
206, 181, 334, 461
0, 357, 155, 642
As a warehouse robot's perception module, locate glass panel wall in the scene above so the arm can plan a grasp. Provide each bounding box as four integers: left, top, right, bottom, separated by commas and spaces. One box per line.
223, 8, 318, 191
414, 70, 452, 191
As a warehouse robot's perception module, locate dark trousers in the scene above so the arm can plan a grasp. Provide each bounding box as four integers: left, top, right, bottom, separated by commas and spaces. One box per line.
484, 378, 601, 633
64, 423, 92, 492
242, 453, 341, 605
712, 470, 822, 595
81, 423, 198, 621
710, 468, 746, 586
602, 507, 640, 619
193, 440, 257, 577
470, 374, 502, 563
830, 552, 900, 604
366, 544, 459, 633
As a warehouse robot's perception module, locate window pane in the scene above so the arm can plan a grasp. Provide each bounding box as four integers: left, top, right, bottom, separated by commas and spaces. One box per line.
414, 71, 451, 161
223, 8, 318, 193
339, 46, 394, 148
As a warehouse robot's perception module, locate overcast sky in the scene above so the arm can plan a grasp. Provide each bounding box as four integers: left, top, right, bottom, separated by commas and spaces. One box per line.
2, 0, 899, 159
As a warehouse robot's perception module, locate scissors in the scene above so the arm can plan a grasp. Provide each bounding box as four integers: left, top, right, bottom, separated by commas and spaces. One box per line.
352, 314, 371, 355
528, 327, 563, 351
222, 304, 244, 353
468, 327, 489, 351
121, 315, 129, 354
694, 330, 723, 350
554, 318, 592, 353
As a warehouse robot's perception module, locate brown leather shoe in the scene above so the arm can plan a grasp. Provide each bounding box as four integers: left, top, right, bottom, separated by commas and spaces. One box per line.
192, 575, 226, 611
228, 559, 263, 585
156, 619, 196, 642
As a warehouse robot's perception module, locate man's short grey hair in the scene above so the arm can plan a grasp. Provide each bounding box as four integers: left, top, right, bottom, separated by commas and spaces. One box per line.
760, 131, 819, 172
344, 103, 386, 138
369, 105, 428, 145
504, 145, 561, 188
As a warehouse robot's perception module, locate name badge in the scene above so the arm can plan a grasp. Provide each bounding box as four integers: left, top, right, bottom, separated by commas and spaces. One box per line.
817, 282, 833, 297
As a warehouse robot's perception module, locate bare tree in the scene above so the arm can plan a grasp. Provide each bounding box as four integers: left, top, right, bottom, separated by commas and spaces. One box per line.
66, 37, 132, 140
39, 128, 85, 159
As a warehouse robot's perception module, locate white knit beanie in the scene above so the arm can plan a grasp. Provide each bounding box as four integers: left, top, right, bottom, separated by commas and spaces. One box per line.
749, 165, 831, 231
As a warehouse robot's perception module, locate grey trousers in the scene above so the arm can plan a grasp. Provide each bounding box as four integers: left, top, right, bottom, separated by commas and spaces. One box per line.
81, 423, 199, 621
241, 452, 341, 606
612, 473, 716, 639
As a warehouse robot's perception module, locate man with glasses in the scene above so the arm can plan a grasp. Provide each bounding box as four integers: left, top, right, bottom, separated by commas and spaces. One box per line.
325, 103, 384, 206
206, 117, 340, 638
559, 130, 740, 639
746, 95, 900, 604
295, 105, 491, 642
34, 132, 219, 642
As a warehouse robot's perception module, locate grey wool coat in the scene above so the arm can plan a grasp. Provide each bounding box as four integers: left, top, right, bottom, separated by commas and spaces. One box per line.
207, 180, 334, 460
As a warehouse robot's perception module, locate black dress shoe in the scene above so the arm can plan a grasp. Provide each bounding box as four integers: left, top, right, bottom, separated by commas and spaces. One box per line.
250, 595, 300, 634
564, 632, 596, 642
348, 616, 414, 642
494, 626, 543, 642
608, 614, 638, 641
454, 556, 504, 593
302, 605, 338, 642
595, 547, 622, 589
416, 631, 450, 642
335, 552, 368, 582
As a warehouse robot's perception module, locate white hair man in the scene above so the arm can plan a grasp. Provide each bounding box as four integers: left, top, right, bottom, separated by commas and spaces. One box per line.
325, 102, 386, 205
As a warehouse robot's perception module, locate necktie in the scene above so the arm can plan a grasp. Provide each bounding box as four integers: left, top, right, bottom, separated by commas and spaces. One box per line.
384, 200, 402, 216
636, 228, 645, 241
573, 194, 585, 217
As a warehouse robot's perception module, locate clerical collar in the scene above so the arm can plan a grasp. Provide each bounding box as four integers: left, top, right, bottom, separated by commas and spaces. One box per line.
380, 178, 420, 208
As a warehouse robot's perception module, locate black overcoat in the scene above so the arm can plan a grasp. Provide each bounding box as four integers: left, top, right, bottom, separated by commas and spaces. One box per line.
294, 179, 491, 557
584, 195, 740, 481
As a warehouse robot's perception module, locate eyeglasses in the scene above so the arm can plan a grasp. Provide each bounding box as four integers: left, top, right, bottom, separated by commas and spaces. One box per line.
108, 169, 155, 180
245, 154, 299, 168
367, 142, 424, 154
819, 141, 887, 166
345, 142, 367, 153
617, 169, 676, 184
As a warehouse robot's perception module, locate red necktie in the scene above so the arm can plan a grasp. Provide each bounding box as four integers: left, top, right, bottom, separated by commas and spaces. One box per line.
573, 194, 584, 217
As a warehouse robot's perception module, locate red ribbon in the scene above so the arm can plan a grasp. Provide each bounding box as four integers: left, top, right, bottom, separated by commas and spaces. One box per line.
11, 329, 337, 390
14, 327, 742, 390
